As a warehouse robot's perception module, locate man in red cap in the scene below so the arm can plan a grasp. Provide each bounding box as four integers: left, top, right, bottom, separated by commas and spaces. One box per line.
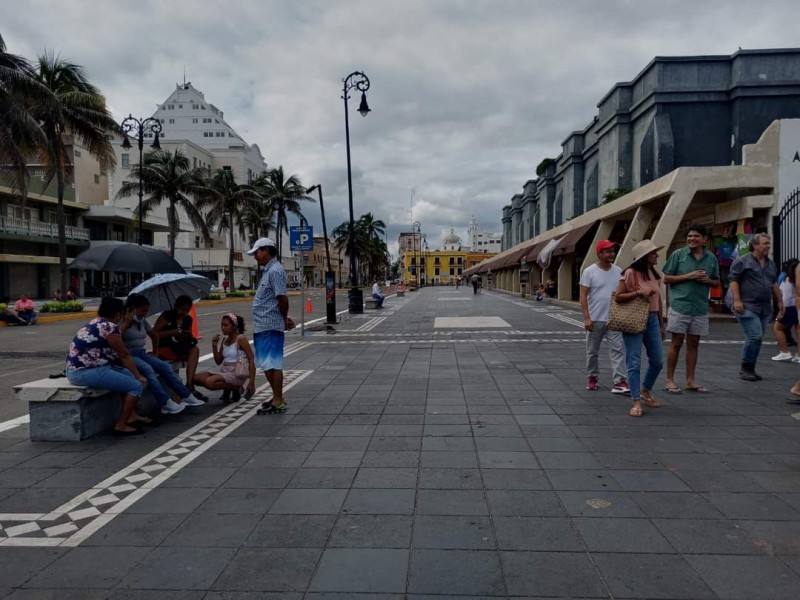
579, 240, 629, 393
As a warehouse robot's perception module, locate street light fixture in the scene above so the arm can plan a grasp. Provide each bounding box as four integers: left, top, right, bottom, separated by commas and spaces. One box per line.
342, 70, 371, 313
121, 115, 162, 245
306, 184, 337, 324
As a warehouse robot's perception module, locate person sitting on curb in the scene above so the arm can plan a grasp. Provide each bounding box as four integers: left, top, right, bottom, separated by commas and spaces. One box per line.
0, 304, 28, 326
14, 294, 37, 325
152, 294, 206, 400
121, 294, 205, 415
193, 313, 257, 403
65, 296, 153, 436
371, 278, 386, 308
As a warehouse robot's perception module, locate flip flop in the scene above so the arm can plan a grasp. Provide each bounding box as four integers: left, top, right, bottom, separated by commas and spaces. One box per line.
629, 404, 643, 417
640, 390, 661, 408
786, 393, 800, 403
685, 385, 711, 393
663, 385, 683, 394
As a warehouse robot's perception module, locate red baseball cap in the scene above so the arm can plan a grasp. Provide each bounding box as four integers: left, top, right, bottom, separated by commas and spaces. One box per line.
595, 240, 618, 254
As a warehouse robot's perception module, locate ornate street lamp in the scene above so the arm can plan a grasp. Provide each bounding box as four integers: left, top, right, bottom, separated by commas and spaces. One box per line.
121, 115, 162, 245
342, 71, 371, 313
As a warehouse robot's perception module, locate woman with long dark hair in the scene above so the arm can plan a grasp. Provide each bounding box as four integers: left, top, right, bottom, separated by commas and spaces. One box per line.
193, 313, 256, 403
614, 240, 665, 417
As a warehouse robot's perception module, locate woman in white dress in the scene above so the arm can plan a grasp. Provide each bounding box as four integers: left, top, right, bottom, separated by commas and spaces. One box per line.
193, 313, 256, 402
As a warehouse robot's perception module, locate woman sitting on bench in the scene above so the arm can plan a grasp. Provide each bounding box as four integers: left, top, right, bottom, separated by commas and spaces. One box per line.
121, 294, 205, 415
65, 296, 153, 436
152, 295, 205, 400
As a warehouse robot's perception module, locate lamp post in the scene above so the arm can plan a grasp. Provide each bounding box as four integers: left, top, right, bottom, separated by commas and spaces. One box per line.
306, 184, 337, 324
342, 70, 371, 313
412, 221, 421, 287
121, 115, 162, 245
423, 236, 429, 286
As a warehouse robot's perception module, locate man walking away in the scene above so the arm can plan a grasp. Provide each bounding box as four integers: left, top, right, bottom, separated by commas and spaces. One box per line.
580, 240, 629, 393
248, 238, 296, 413
471, 273, 479, 294
728, 233, 783, 381
662, 224, 720, 393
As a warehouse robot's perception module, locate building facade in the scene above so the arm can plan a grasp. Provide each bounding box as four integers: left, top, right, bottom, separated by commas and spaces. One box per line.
502, 48, 800, 251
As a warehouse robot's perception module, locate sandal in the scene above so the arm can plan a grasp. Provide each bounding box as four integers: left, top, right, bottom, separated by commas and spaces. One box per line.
640, 389, 660, 408
685, 385, 710, 393
663, 384, 682, 394
629, 404, 643, 418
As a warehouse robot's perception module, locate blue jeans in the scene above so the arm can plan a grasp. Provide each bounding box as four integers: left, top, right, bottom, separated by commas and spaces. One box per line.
372, 292, 384, 308
622, 312, 664, 400
737, 310, 771, 364
66, 364, 143, 397
130, 349, 190, 406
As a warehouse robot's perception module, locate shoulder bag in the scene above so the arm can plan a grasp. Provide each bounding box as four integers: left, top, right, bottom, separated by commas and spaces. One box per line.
233, 336, 250, 379
608, 272, 650, 334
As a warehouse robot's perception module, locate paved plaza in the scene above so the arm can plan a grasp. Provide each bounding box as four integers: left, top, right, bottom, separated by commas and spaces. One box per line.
1, 287, 800, 598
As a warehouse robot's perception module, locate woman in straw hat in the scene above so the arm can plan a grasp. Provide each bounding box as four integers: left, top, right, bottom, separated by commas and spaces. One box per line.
614, 240, 666, 417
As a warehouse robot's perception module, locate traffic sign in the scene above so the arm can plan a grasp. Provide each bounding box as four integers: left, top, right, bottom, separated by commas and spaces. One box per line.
290, 226, 314, 251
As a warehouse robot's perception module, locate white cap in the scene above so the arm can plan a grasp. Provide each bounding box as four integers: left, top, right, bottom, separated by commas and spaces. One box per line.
246, 237, 277, 255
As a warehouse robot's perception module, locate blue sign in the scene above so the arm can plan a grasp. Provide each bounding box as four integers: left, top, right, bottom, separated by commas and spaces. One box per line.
290, 226, 313, 251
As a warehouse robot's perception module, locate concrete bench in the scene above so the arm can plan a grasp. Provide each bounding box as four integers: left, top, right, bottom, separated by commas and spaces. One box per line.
364, 299, 381, 309
396, 290, 405, 297
14, 378, 158, 442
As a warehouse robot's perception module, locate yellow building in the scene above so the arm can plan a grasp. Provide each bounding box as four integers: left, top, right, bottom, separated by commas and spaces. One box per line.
400, 228, 498, 285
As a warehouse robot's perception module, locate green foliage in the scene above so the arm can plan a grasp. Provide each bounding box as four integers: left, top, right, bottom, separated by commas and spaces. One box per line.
601, 187, 631, 205
536, 158, 556, 177
40, 300, 84, 313
206, 293, 221, 300
225, 290, 247, 297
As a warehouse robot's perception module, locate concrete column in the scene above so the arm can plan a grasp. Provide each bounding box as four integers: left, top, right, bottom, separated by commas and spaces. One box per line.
581, 219, 616, 273
557, 255, 574, 300
616, 204, 658, 269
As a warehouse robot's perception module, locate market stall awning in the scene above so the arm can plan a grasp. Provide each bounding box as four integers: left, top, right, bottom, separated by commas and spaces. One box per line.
551, 222, 596, 257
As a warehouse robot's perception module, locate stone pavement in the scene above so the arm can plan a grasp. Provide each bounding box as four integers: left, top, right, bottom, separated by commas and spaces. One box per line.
1, 287, 800, 599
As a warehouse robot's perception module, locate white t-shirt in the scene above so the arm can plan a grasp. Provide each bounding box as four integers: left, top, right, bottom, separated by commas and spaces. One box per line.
372, 282, 383, 296
780, 279, 796, 307
580, 263, 623, 321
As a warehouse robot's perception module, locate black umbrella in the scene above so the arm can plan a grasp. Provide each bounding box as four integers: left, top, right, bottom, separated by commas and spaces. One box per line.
70, 242, 186, 274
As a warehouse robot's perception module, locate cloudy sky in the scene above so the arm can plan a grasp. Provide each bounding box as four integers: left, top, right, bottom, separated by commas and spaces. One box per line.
4, 0, 799, 257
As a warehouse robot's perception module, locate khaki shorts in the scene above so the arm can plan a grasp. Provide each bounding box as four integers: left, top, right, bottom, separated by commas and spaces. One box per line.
666, 307, 709, 336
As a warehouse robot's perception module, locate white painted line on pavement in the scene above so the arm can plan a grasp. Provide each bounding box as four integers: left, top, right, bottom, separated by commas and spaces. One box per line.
0, 415, 30, 433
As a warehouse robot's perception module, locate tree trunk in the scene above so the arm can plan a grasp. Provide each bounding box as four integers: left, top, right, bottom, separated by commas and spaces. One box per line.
169, 199, 176, 257
55, 143, 68, 295
228, 211, 235, 289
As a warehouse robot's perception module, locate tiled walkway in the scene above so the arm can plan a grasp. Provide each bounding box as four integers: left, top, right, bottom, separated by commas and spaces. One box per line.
1, 287, 800, 598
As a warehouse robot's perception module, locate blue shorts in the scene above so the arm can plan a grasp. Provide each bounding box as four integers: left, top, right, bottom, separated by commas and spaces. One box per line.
254, 330, 284, 371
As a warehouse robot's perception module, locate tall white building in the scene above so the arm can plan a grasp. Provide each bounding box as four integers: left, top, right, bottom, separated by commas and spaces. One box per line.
106, 82, 299, 286
466, 216, 501, 253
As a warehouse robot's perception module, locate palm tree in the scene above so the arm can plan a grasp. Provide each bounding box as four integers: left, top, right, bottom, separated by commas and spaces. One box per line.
32, 51, 119, 293
0, 32, 46, 196
240, 196, 276, 245
116, 149, 211, 257
252, 166, 313, 259
332, 213, 388, 285
196, 168, 261, 286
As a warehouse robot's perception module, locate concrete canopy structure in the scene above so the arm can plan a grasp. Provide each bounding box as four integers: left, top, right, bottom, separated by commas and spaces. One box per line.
467, 120, 783, 300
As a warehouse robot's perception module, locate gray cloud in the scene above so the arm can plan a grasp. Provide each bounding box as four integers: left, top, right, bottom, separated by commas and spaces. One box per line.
5, 0, 799, 257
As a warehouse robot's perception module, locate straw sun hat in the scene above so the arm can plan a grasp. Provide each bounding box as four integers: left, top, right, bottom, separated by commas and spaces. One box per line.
630, 239, 663, 264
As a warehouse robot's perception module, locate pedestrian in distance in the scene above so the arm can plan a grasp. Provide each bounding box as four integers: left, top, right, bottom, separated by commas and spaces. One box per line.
662, 224, 720, 393
248, 237, 295, 414
579, 240, 629, 393
771, 258, 799, 362
614, 240, 666, 417
728, 233, 783, 381
371, 278, 386, 308
471, 273, 479, 294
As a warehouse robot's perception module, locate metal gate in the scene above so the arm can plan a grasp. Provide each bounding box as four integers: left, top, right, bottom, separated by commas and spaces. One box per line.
775, 186, 800, 266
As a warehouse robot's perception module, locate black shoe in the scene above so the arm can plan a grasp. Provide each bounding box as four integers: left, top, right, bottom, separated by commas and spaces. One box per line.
231, 390, 242, 403
221, 389, 231, 403
189, 387, 209, 401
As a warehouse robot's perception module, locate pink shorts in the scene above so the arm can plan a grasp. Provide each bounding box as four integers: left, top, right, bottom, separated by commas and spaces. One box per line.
216, 363, 247, 387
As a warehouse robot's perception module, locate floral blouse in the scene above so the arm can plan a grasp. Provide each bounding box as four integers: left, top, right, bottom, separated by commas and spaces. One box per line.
65, 317, 122, 372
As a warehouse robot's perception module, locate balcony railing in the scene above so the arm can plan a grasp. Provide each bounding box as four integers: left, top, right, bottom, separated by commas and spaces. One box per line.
0, 216, 89, 241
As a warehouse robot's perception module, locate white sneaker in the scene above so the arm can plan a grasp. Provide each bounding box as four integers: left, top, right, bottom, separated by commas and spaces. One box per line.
772, 352, 793, 361
180, 393, 205, 406
792, 356, 800, 364
161, 399, 186, 414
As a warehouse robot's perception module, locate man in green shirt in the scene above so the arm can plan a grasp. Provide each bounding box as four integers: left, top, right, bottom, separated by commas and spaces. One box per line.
662, 224, 720, 393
